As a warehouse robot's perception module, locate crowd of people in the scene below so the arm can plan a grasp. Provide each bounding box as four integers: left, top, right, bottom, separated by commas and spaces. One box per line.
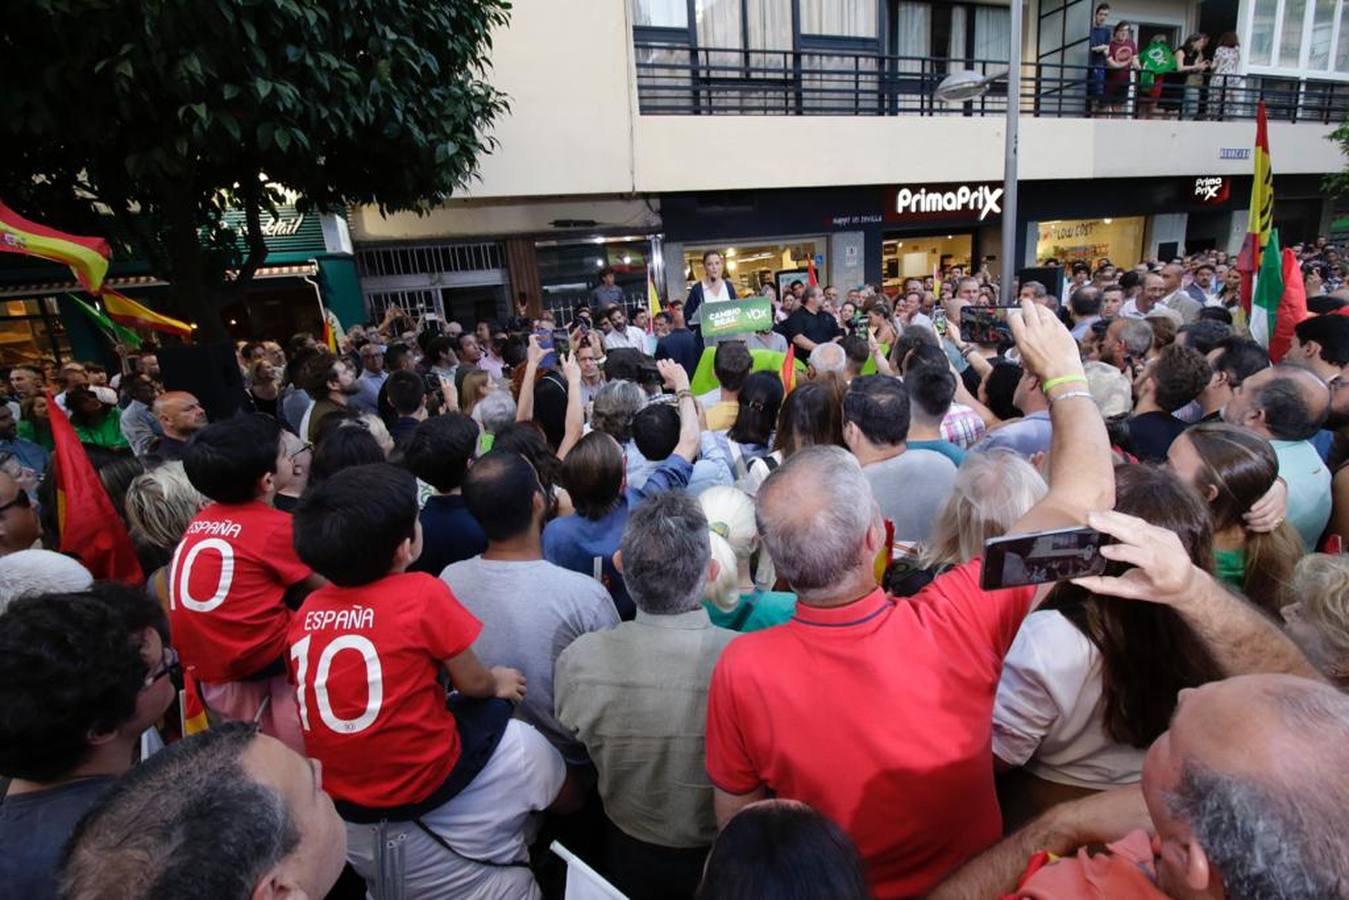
2, 237, 1349, 900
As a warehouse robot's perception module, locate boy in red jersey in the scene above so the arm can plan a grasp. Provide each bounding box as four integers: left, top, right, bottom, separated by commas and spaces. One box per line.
289, 463, 574, 897
173, 414, 321, 752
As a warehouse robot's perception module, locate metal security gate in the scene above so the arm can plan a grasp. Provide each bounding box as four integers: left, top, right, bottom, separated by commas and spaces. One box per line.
356, 241, 508, 324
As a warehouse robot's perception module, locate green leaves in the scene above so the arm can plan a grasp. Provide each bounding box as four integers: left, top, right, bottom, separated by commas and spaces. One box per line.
0, 0, 513, 332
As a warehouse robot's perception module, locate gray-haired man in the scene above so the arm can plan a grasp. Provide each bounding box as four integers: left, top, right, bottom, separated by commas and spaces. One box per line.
554, 490, 736, 899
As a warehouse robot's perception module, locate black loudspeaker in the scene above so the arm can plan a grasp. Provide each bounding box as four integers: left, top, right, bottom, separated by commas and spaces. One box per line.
1016, 266, 1065, 303
157, 342, 247, 422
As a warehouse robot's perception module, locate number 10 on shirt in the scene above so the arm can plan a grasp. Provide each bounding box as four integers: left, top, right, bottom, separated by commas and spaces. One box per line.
290, 634, 385, 735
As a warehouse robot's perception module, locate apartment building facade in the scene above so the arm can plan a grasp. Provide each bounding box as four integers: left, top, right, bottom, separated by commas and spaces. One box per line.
349, 0, 1349, 324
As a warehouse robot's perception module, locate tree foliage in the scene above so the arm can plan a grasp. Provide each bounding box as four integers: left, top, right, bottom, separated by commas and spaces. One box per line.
0, 0, 511, 340
1326, 121, 1349, 200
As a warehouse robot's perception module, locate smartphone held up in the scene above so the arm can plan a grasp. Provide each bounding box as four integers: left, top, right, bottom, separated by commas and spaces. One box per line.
980, 526, 1112, 591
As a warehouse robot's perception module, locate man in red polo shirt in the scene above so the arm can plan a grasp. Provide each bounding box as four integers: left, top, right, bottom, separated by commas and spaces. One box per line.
705, 300, 1116, 898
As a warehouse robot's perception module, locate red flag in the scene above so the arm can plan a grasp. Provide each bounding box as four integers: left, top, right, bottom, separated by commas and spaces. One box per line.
46, 391, 143, 583
807, 258, 818, 287
781, 345, 796, 393
1269, 248, 1309, 363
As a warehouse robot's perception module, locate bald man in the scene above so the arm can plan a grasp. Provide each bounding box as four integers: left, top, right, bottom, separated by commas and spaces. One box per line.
1159, 263, 1203, 324
146, 391, 207, 464
1223, 364, 1332, 548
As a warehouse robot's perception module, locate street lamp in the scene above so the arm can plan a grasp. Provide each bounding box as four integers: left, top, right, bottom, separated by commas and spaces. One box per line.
934, 0, 1023, 291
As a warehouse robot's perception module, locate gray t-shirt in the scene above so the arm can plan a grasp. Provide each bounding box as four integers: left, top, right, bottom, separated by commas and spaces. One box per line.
862, 449, 959, 543
442, 556, 620, 764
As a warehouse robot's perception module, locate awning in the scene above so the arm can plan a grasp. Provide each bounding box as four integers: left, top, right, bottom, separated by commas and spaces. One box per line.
0, 262, 319, 299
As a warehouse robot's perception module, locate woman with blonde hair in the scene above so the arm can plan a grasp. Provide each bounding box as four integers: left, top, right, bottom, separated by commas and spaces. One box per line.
1281, 554, 1349, 686
124, 462, 209, 607
459, 369, 492, 416
887, 450, 1047, 596
698, 486, 794, 632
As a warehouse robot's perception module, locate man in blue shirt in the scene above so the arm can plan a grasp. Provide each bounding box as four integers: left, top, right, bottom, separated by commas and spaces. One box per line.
655, 302, 702, 380
0, 404, 48, 481
544, 360, 700, 619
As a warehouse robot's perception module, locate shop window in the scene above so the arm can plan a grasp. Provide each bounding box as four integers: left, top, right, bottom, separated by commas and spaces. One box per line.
684, 240, 824, 298
0, 296, 73, 367
1034, 217, 1145, 266
536, 237, 655, 326
882, 235, 973, 291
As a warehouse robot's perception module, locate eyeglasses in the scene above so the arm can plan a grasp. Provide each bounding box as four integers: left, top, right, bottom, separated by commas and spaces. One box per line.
144, 646, 181, 687
0, 489, 30, 514
289, 442, 314, 461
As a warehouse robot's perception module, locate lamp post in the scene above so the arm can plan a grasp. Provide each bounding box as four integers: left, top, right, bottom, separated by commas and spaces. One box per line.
934, 0, 1023, 293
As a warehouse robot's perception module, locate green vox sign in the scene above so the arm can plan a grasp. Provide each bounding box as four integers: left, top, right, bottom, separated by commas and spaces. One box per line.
702, 297, 773, 337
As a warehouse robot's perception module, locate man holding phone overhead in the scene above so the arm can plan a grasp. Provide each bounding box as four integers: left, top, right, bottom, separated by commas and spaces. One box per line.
706, 299, 1116, 899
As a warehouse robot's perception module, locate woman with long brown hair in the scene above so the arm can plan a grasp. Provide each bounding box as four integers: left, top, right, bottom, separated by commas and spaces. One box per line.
1166, 421, 1301, 615
992, 464, 1224, 828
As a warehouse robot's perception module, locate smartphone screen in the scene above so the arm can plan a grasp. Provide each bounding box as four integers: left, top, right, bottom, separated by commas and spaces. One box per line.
980, 526, 1110, 590
535, 326, 557, 368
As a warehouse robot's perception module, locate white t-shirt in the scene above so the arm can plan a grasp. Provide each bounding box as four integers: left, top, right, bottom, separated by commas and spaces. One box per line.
603, 325, 648, 351
701, 279, 730, 307
992, 610, 1146, 789
343, 720, 564, 899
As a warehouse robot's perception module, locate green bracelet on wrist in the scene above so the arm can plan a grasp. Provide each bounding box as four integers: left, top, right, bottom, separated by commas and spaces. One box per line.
1041, 374, 1088, 394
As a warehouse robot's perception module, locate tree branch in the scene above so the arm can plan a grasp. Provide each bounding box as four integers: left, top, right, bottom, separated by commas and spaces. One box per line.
233, 176, 270, 294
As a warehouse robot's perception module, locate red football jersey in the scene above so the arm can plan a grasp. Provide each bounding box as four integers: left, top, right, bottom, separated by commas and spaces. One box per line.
168, 501, 312, 683
286, 572, 482, 807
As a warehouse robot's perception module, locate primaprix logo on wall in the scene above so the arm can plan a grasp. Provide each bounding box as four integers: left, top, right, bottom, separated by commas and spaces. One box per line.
886, 183, 1004, 223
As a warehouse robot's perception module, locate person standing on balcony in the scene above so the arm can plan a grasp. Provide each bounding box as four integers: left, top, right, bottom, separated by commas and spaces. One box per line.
1104, 23, 1138, 116
1175, 33, 1211, 120
1088, 4, 1113, 114
1210, 32, 1244, 120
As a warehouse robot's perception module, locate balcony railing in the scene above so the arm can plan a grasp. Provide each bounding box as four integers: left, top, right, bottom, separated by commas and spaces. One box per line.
633, 41, 1349, 124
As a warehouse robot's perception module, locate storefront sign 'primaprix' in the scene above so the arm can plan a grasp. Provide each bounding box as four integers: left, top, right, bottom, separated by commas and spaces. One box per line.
701, 297, 774, 338
885, 183, 1004, 223
1193, 176, 1231, 205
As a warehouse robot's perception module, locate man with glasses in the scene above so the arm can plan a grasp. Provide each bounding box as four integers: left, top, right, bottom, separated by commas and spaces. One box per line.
0, 584, 176, 899
272, 430, 312, 514
0, 470, 40, 558
575, 342, 606, 406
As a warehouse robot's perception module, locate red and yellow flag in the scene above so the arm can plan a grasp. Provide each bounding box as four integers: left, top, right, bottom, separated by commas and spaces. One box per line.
781, 344, 797, 393
46, 390, 144, 584
102, 288, 192, 338
180, 671, 210, 736
1236, 101, 1273, 312
0, 202, 111, 294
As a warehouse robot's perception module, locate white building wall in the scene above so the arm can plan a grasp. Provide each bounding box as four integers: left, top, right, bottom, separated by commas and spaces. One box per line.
357, 0, 1341, 215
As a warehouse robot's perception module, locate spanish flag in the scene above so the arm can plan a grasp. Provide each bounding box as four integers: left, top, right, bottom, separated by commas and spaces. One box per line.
781, 344, 797, 393
46, 390, 143, 584
1236, 101, 1274, 312
0, 202, 111, 294
180, 671, 210, 736
102, 289, 192, 338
